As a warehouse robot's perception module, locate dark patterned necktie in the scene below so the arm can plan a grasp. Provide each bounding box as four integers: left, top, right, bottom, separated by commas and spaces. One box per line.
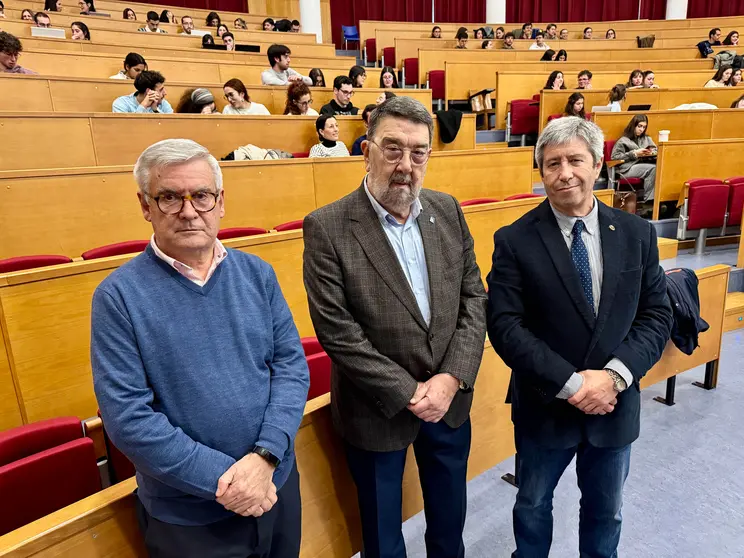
571, 220, 594, 312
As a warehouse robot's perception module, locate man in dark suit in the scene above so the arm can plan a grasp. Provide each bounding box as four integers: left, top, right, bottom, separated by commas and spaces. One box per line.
487, 117, 673, 558
303, 96, 487, 558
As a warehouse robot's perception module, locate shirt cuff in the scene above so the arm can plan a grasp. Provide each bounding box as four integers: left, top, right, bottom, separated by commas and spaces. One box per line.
555, 372, 584, 399
605, 358, 633, 391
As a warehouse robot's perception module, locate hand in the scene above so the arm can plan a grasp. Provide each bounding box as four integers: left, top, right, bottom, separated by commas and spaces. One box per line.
287, 74, 303, 82
407, 374, 460, 423
567, 369, 617, 415
140, 89, 159, 109
216, 453, 276, 515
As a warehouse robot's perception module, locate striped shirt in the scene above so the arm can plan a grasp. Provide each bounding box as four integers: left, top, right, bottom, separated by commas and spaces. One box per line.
308, 141, 350, 158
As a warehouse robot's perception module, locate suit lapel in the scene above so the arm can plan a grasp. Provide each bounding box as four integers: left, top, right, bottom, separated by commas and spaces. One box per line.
586, 202, 624, 356
348, 185, 429, 331
535, 200, 596, 329
417, 199, 442, 332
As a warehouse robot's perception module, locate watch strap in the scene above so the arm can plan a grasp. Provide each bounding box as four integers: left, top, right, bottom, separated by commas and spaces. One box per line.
252, 446, 280, 468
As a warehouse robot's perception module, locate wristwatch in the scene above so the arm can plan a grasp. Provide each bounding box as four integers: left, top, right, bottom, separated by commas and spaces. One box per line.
604, 368, 627, 393
252, 446, 280, 468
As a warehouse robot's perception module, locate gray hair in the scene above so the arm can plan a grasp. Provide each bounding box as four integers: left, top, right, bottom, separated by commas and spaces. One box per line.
133, 138, 223, 195
367, 96, 434, 146
535, 116, 604, 171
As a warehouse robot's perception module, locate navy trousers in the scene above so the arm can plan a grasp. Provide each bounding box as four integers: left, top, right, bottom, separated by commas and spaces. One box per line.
512, 433, 632, 558
344, 419, 471, 558
136, 462, 301, 558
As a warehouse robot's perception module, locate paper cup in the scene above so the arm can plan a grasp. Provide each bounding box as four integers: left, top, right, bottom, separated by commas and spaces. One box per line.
658, 130, 670, 142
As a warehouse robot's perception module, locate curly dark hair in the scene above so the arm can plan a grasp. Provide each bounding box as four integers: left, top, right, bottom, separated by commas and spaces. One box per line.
0, 31, 22, 56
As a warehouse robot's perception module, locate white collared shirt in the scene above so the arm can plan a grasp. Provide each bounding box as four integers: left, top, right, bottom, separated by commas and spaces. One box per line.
149, 235, 228, 287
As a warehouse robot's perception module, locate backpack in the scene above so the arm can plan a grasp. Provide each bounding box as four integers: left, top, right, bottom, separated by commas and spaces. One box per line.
713, 50, 736, 69
636, 35, 656, 48
732, 55, 744, 71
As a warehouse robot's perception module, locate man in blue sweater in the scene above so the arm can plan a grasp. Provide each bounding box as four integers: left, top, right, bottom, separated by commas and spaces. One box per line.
91, 139, 309, 558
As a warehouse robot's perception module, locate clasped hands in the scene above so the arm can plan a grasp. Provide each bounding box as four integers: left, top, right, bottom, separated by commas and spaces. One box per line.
215, 453, 277, 517
407, 373, 460, 423
567, 369, 618, 416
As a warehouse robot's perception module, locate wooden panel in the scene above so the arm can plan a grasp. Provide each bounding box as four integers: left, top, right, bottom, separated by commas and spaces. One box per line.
311, 158, 367, 209
641, 265, 729, 388
655, 88, 744, 111
723, 292, 744, 332
0, 76, 53, 111
593, 110, 715, 143
319, 0, 332, 44
0, 317, 23, 431
0, 116, 97, 171
653, 139, 744, 219
711, 110, 744, 139
657, 238, 679, 261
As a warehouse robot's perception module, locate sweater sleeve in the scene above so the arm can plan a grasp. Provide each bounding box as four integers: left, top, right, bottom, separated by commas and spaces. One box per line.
91, 288, 236, 500
255, 265, 310, 462
611, 138, 638, 162
261, 69, 285, 86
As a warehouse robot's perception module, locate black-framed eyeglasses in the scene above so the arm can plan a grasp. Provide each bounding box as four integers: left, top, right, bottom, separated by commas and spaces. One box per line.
368, 140, 430, 166
150, 191, 220, 215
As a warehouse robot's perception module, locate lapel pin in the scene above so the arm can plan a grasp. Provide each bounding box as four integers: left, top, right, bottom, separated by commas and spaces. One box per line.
609, 225, 616, 231
430, 215, 435, 224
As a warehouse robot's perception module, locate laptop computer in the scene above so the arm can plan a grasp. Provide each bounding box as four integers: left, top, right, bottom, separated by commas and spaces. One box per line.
628, 104, 652, 111
31, 27, 66, 39
591, 105, 613, 113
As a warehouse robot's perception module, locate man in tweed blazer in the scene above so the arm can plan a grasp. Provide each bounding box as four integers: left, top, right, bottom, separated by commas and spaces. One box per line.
303, 97, 487, 558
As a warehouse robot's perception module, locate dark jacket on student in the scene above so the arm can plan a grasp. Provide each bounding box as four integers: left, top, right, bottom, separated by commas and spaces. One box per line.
319, 99, 359, 116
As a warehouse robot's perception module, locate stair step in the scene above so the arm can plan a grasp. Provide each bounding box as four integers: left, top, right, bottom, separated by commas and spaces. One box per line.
723, 292, 744, 332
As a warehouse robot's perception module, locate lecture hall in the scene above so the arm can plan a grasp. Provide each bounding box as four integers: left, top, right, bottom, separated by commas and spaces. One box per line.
0, 0, 743, 555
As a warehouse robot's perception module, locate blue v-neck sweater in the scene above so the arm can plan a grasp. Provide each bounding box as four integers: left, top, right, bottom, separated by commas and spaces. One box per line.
91, 246, 309, 525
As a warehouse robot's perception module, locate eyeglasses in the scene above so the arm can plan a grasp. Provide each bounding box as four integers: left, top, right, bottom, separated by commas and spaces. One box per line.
369, 140, 430, 166
338, 89, 354, 97
295, 98, 313, 106
150, 191, 220, 215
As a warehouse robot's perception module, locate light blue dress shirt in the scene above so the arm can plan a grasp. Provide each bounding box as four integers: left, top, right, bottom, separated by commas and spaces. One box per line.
364, 178, 431, 326
112, 92, 174, 114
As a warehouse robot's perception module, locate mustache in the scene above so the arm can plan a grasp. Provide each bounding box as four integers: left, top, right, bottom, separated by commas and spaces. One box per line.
389, 172, 412, 185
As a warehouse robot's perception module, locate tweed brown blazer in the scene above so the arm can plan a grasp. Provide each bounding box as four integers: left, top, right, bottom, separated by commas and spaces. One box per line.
303, 183, 487, 452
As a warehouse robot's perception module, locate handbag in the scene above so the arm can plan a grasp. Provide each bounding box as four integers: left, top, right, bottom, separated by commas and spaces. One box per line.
613, 182, 638, 214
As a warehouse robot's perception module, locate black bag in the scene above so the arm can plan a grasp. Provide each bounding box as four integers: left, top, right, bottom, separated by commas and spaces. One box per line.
733, 55, 744, 71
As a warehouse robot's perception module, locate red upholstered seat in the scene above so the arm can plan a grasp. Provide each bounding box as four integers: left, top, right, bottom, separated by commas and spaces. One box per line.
274, 220, 303, 232
724, 176, 744, 185
532, 94, 541, 101
382, 47, 396, 68
306, 352, 331, 401
504, 193, 543, 201
460, 198, 501, 206
364, 38, 377, 64
686, 178, 724, 188
510, 99, 539, 137
603, 140, 642, 190
216, 227, 268, 240
81, 240, 149, 260
687, 183, 730, 231
0, 416, 83, 466
0, 254, 73, 273
547, 113, 562, 123
292, 152, 309, 158
301, 337, 323, 357
428, 70, 445, 103
727, 181, 744, 226
403, 58, 419, 87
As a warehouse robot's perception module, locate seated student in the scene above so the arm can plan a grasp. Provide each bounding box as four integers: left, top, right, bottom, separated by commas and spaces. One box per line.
123, 8, 136, 20
44, 0, 61, 12
730, 68, 742, 86
474, 28, 486, 40
431, 26, 442, 38
563, 92, 587, 119
455, 30, 468, 49
642, 70, 659, 88
34, 12, 51, 28
611, 114, 658, 201
529, 31, 550, 50
262, 18, 275, 31
176, 88, 219, 114
261, 44, 312, 86
216, 24, 229, 38
309, 68, 326, 87
723, 30, 739, 46
705, 65, 733, 87
379, 66, 399, 88
159, 10, 174, 23
201, 34, 214, 47
606, 28, 617, 39
110, 52, 147, 79
71, 21, 90, 40
502, 32, 515, 49
731, 94, 744, 108
78, 0, 95, 15
291, 20, 301, 32
626, 69, 644, 88
222, 32, 235, 51
559, 28, 569, 39
494, 27, 505, 39
112, 70, 173, 113
608, 84, 626, 111
0, 1, 5, 18
518, 22, 533, 40
309, 115, 350, 158
275, 19, 292, 32
206, 11, 220, 27
577, 69, 593, 89
284, 81, 318, 115
21, 9, 34, 20
545, 23, 558, 40
222, 78, 270, 115
180, 16, 196, 35
556, 49, 567, 61
351, 103, 377, 155
234, 18, 247, 30
482, 40, 494, 50
544, 71, 565, 90
540, 49, 557, 61
320, 76, 359, 115
376, 90, 396, 105
350, 65, 366, 87
583, 27, 592, 39
0, 32, 37, 74
139, 11, 167, 33
698, 28, 722, 58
